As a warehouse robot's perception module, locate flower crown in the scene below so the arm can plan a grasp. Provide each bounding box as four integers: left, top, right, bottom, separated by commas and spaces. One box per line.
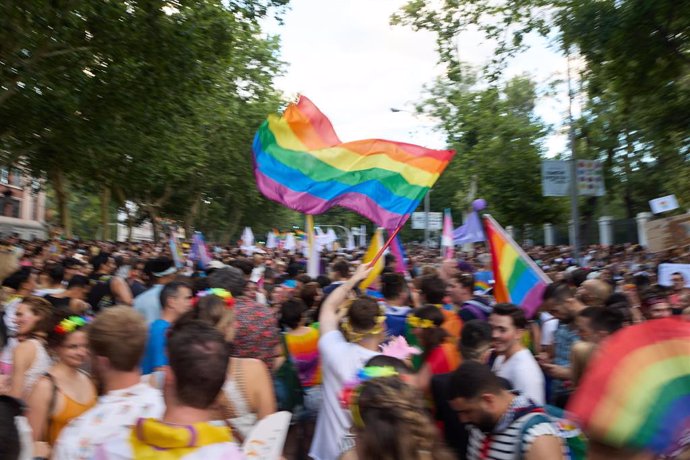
194, 288, 235, 309
339, 366, 400, 428
54, 316, 90, 335
406, 315, 436, 329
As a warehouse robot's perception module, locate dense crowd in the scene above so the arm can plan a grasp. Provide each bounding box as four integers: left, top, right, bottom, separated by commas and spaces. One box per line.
0, 235, 689, 460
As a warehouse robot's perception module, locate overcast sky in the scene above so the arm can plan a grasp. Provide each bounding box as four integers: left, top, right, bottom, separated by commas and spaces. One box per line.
263, 0, 572, 156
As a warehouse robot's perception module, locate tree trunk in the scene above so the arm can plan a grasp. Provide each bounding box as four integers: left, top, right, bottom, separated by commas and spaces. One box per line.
183, 192, 202, 238
100, 186, 111, 241
147, 206, 160, 243
50, 168, 72, 238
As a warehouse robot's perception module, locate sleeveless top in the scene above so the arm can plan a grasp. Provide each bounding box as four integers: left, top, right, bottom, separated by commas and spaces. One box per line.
23, 339, 52, 397
222, 359, 257, 439
47, 384, 97, 445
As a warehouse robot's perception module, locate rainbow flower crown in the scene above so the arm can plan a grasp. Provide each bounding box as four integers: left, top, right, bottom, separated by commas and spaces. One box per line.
54, 316, 90, 335
194, 288, 235, 309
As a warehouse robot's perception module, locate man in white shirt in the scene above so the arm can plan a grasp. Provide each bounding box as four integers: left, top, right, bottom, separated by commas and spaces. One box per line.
490, 303, 545, 405
53, 307, 164, 460
310, 263, 383, 460
94, 320, 244, 460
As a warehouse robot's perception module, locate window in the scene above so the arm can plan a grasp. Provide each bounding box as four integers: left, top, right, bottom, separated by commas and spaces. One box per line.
0, 168, 8, 184
9, 169, 22, 187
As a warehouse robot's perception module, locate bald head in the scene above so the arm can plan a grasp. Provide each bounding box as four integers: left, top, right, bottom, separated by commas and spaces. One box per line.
577, 279, 612, 308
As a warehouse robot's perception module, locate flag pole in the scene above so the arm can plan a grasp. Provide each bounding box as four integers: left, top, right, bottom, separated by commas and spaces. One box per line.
306, 214, 319, 277
369, 222, 404, 267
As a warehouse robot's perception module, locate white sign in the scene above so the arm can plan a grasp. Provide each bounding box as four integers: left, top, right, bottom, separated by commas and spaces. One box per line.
658, 264, 690, 288
411, 212, 442, 230
650, 195, 679, 214
576, 160, 605, 196
542, 160, 571, 197
542, 160, 606, 197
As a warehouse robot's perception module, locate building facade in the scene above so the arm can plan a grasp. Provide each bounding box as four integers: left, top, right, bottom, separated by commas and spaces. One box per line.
0, 167, 47, 240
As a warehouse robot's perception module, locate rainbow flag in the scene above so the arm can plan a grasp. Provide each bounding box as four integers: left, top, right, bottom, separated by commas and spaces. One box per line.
567, 317, 690, 456
483, 215, 550, 318
252, 96, 455, 229
190, 232, 212, 270
361, 228, 384, 289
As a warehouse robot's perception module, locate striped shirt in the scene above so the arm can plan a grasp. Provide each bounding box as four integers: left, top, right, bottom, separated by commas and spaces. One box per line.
466, 412, 561, 460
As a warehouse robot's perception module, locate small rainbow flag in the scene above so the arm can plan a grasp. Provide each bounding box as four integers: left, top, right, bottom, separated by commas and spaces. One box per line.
483, 215, 550, 318
567, 317, 690, 456
252, 96, 455, 229
388, 232, 407, 274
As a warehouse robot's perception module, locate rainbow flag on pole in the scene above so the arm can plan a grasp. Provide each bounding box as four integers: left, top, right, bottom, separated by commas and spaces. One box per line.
483, 215, 550, 318
252, 96, 455, 229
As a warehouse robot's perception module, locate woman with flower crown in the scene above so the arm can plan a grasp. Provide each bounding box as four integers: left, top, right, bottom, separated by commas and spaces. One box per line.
176, 288, 276, 441
408, 305, 461, 394
26, 312, 96, 458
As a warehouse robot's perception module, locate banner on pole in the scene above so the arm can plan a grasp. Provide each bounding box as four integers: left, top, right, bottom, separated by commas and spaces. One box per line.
542, 160, 571, 197
576, 160, 605, 196
542, 159, 605, 197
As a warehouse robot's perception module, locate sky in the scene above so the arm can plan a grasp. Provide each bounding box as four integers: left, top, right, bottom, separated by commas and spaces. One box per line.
263, 0, 573, 156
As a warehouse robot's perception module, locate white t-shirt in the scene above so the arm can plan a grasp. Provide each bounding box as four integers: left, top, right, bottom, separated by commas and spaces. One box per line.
540, 312, 559, 346
53, 383, 164, 460
493, 349, 545, 405
309, 330, 379, 460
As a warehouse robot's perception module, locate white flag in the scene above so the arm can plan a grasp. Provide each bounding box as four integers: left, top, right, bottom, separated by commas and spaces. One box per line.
284, 233, 296, 252
649, 195, 679, 214
266, 231, 277, 249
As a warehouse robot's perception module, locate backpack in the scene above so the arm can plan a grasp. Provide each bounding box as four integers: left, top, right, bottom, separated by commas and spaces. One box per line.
517, 405, 587, 460
273, 334, 304, 412
462, 299, 491, 321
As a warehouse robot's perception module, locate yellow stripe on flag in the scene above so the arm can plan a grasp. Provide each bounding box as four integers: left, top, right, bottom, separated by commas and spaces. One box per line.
360, 228, 384, 289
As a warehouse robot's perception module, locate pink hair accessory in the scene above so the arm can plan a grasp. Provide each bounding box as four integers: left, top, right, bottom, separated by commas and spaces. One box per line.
380, 336, 421, 361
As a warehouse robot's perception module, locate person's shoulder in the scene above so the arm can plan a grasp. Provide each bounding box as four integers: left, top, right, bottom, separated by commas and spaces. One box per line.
237, 357, 269, 373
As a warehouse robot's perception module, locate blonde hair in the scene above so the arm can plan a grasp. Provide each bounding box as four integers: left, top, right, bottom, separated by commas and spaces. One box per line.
88, 306, 147, 371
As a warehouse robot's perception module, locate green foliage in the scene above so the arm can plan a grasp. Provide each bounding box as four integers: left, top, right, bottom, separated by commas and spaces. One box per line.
419, 69, 566, 227
393, 0, 690, 224
0, 0, 292, 241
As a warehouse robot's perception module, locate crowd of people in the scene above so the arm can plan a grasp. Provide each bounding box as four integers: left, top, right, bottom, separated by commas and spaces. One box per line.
0, 235, 689, 460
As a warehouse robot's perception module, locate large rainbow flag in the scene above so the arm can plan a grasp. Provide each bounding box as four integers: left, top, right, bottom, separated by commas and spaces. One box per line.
567, 317, 690, 456
252, 96, 455, 229
483, 215, 550, 318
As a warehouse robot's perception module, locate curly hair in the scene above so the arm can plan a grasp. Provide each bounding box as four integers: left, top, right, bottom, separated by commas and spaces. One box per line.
355, 376, 453, 460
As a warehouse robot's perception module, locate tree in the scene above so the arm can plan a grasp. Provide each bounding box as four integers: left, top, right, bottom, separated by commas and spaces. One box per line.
393, 0, 689, 222
419, 70, 565, 228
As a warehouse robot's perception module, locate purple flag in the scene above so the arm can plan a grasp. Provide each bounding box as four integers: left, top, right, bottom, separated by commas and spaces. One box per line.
453, 211, 485, 245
